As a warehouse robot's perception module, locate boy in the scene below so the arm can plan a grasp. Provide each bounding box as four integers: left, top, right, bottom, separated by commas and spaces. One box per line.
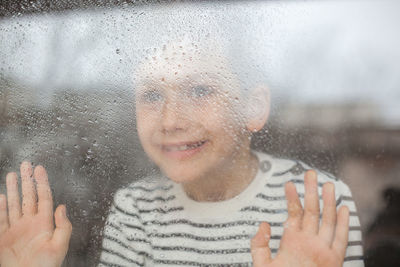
99, 39, 364, 266
0, 38, 363, 266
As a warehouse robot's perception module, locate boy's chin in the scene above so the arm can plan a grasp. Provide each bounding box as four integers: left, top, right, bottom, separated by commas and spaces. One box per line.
162, 168, 200, 184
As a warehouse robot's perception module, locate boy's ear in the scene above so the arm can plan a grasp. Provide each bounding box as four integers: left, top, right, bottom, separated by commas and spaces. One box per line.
245, 85, 270, 132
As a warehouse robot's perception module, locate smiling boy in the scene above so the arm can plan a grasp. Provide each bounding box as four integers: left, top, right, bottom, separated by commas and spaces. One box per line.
134, 41, 262, 201
97, 39, 364, 266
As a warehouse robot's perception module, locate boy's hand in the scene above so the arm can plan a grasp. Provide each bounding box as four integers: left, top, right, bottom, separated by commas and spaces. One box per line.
0, 162, 72, 267
251, 170, 349, 267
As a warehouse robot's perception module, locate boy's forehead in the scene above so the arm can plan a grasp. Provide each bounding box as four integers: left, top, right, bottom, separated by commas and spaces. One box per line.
134, 39, 237, 87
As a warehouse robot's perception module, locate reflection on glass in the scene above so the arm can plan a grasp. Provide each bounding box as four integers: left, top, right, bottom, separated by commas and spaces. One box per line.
0, 1, 399, 267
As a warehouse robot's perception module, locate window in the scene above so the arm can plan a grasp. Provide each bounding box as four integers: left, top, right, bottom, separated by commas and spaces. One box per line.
0, 1, 399, 266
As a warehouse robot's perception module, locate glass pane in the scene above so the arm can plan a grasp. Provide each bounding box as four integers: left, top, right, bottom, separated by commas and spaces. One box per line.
1, 1, 399, 266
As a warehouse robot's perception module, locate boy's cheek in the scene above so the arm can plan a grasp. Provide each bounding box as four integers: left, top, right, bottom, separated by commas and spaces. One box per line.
136, 106, 159, 119
136, 111, 161, 133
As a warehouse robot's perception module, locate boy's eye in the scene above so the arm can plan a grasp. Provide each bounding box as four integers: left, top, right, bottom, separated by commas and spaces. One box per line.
188, 85, 213, 98
140, 90, 163, 103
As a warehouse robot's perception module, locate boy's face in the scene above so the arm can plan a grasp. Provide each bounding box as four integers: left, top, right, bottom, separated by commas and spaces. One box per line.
135, 42, 251, 183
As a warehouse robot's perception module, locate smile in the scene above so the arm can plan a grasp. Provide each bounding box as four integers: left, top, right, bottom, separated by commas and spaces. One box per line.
163, 140, 207, 152
161, 140, 208, 160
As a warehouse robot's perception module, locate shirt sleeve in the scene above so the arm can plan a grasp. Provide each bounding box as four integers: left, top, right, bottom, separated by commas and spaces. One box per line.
336, 181, 365, 267
98, 188, 153, 267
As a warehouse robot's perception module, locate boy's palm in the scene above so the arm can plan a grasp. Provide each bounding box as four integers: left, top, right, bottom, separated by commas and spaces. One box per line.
263, 222, 346, 267
0, 162, 72, 267
251, 171, 349, 267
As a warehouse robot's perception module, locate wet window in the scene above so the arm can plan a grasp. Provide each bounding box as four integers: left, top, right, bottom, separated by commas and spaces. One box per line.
0, 1, 399, 267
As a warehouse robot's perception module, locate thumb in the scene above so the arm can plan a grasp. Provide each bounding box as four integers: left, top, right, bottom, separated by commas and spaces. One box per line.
51, 205, 72, 255
251, 222, 272, 266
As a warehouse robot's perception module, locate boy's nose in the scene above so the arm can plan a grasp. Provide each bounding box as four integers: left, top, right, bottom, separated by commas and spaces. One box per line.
160, 100, 187, 134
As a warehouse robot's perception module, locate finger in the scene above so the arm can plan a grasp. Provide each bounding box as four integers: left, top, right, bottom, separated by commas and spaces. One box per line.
34, 165, 53, 220
251, 222, 272, 266
318, 182, 337, 245
284, 182, 303, 231
332, 205, 349, 258
302, 170, 320, 234
6, 172, 22, 224
51, 205, 72, 257
0, 194, 9, 234
21, 161, 37, 216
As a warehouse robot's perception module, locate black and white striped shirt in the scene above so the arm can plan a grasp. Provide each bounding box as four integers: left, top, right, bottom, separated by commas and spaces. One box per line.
99, 151, 364, 266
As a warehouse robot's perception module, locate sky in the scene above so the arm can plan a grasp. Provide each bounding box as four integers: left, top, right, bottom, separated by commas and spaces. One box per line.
1, 0, 400, 124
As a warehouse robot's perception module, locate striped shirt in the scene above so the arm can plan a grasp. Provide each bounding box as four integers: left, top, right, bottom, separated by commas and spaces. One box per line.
99, 151, 364, 266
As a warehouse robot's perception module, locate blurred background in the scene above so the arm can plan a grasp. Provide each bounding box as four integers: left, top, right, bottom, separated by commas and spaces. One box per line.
1, 1, 400, 266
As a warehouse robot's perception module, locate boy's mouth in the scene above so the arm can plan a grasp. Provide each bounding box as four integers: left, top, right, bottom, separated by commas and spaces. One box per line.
162, 140, 207, 152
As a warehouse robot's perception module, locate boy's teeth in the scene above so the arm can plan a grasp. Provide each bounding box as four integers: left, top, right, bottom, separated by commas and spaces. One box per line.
177, 145, 188, 151
167, 141, 204, 151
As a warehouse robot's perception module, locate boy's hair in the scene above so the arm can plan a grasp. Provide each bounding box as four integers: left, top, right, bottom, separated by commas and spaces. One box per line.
131, 2, 272, 94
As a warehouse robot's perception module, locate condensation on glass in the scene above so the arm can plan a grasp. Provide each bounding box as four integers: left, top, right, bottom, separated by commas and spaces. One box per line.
0, 1, 399, 266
